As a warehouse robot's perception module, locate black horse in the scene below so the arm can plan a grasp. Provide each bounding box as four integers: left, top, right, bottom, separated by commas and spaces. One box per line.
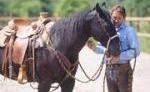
0, 4, 120, 92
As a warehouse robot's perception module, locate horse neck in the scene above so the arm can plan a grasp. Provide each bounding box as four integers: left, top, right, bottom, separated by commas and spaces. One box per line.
50, 18, 90, 55
72, 24, 90, 52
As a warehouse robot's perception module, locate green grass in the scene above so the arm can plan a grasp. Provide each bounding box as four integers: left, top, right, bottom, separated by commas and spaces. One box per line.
139, 36, 150, 53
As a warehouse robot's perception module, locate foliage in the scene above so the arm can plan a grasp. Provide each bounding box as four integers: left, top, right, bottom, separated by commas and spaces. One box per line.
139, 36, 150, 53
0, 0, 149, 17
122, 0, 150, 17
0, 0, 149, 53
53, 0, 92, 17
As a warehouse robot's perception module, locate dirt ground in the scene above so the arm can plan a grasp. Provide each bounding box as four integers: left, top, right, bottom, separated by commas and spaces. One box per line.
0, 46, 150, 92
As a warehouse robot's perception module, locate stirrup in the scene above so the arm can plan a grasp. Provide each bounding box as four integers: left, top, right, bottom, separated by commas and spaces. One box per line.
17, 66, 27, 84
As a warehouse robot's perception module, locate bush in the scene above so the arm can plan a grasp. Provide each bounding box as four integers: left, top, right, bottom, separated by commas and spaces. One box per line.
139, 36, 150, 53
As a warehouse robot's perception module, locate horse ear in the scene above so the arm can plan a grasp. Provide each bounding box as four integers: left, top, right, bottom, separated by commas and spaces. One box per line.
93, 3, 100, 11
96, 3, 99, 8
85, 10, 96, 21
95, 3, 101, 13
96, 3, 100, 11
102, 2, 106, 8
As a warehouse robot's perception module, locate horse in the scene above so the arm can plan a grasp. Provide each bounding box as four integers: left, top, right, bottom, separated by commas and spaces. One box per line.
0, 4, 120, 92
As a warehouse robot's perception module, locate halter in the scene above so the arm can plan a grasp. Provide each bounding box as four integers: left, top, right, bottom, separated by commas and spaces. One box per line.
106, 34, 119, 51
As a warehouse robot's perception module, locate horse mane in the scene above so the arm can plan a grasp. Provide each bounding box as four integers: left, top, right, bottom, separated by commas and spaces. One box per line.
49, 10, 91, 49
50, 10, 90, 34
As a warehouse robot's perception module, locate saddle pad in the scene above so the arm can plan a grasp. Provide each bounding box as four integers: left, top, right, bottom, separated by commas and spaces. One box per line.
12, 38, 29, 65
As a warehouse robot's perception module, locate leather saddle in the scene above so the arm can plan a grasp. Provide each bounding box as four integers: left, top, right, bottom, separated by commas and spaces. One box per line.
8, 18, 32, 65
10, 18, 53, 65
5, 18, 35, 82
3, 18, 54, 84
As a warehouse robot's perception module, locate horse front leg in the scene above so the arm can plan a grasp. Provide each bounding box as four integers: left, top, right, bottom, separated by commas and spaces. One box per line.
60, 77, 75, 92
37, 66, 52, 92
38, 81, 52, 92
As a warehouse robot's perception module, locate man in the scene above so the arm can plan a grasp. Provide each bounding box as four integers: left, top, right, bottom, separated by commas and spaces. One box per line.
88, 5, 140, 92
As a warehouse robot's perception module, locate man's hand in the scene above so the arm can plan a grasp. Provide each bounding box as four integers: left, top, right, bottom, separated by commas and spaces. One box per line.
105, 52, 120, 64
87, 40, 96, 50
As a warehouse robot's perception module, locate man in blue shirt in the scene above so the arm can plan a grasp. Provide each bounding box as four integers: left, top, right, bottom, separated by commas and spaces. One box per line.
88, 5, 140, 92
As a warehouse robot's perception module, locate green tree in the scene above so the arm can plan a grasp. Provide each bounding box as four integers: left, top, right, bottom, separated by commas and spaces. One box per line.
123, 0, 150, 17
7, 0, 42, 17
54, 0, 92, 17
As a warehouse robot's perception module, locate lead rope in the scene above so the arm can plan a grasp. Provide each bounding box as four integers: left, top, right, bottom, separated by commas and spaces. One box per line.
69, 34, 119, 83
45, 33, 119, 91
102, 34, 119, 92
53, 34, 119, 83
127, 49, 137, 92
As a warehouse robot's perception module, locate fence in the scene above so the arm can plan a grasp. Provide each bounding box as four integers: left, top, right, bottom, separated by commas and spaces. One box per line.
0, 17, 150, 32
126, 17, 150, 37
126, 17, 150, 32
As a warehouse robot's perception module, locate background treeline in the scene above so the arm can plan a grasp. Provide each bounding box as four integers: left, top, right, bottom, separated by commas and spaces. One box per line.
0, 0, 149, 53
0, 0, 149, 17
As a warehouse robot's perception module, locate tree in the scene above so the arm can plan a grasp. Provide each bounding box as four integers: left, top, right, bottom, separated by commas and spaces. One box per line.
7, 0, 42, 17
123, 0, 150, 17
53, 0, 92, 17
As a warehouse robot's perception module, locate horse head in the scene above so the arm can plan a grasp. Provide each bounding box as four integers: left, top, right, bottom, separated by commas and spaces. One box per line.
85, 3, 120, 56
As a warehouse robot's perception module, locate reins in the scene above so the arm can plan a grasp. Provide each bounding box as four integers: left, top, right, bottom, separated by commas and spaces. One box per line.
45, 33, 119, 92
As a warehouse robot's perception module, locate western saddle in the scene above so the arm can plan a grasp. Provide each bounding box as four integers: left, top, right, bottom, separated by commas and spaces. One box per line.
2, 16, 53, 84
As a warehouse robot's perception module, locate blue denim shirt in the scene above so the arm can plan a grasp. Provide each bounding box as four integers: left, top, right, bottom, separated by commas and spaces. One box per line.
95, 22, 140, 64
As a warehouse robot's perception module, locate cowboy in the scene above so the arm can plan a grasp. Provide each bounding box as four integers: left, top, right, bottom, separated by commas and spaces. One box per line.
88, 5, 140, 92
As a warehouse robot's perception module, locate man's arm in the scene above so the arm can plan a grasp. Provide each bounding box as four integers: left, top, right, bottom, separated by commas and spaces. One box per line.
94, 43, 106, 54
120, 28, 140, 61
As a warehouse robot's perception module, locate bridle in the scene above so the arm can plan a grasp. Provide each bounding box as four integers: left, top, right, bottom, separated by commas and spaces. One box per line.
106, 34, 119, 51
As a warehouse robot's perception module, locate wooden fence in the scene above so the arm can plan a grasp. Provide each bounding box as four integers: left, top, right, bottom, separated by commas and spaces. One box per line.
126, 17, 150, 37
126, 17, 150, 32
0, 17, 150, 32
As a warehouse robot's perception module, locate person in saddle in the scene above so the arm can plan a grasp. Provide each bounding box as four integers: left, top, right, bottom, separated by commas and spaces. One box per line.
88, 5, 140, 92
